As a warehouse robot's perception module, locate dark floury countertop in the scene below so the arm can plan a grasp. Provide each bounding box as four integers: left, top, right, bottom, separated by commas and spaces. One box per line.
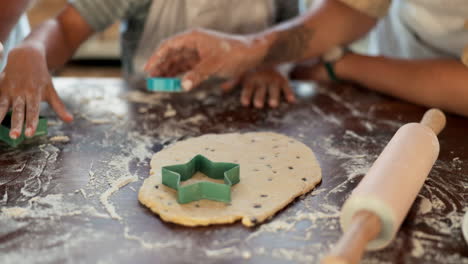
0, 78, 467, 264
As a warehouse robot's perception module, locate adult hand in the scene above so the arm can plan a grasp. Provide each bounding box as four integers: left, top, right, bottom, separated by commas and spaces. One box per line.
145, 29, 267, 91
0, 46, 73, 139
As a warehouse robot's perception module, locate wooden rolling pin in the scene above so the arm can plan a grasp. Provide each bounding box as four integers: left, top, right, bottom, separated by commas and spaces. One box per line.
322, 108, 446, 264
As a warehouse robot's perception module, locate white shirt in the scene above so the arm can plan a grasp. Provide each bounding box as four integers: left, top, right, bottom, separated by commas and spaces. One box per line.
0, 15, 30, 72
369, 0, 468, 61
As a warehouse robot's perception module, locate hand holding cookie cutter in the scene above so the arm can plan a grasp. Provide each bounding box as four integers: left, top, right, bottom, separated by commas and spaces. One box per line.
146, 77, 182, 92
0, 112, 48, 147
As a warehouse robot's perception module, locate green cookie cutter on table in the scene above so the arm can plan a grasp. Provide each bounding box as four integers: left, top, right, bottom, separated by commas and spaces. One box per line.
0, 112, 48, 147
146, 77, 182, 92
162, 154, 240, 204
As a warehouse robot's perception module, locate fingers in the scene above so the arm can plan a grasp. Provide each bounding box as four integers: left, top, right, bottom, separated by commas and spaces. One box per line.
10, 97, 25, 139
268, 82, 281, 108
0, 96, 9, 125
46, 83, 73, 123
221, 77, 240, 93
144, 34, 198, 76
144, 40, 180, 73
253, 82, 267, 109
149, 48, 200, 77
181, 60, 219, 91
281, 80, 296, 103
24, 96, 40, 138
240, 70, 296, 109
240, 80, 255, 107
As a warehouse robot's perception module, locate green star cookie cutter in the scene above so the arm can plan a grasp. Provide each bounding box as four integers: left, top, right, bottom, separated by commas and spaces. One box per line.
0, 112, 48, 147
162, 154, 240, 204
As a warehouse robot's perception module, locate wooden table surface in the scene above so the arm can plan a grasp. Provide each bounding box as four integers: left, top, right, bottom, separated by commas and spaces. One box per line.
0, 78, 467, 264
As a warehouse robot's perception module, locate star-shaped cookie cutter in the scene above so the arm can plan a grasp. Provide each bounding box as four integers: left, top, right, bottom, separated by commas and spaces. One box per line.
0, 112, 48, 147
162, 154, 240, 204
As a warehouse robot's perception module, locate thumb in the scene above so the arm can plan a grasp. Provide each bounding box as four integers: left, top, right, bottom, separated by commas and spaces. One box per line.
46, 82, 74, 123
181, 60, 219, 91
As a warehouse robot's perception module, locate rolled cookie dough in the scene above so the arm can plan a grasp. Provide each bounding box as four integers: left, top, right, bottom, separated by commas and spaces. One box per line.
138, 132, 321, 227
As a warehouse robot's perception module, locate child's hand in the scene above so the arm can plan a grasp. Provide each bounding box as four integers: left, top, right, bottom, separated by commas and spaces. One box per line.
224, 68, 296, 109
0, 46, 73, 139
291, 63, 330, 82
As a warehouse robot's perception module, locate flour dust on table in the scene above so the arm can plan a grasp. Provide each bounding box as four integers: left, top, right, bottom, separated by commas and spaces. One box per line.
139, 132, 322, 227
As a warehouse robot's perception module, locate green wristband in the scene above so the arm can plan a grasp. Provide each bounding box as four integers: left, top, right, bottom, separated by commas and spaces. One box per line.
324, 62, 340, 83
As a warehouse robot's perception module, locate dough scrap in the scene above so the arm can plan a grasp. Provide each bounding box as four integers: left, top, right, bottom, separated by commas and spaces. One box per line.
138, 132, 322, 227
49, 135, 70, 143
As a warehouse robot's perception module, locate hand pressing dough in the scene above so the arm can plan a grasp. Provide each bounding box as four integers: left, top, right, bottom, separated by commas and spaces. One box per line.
138, 132, 321, 227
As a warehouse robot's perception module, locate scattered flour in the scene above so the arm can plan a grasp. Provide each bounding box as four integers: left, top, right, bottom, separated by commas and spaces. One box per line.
411, 237, 425, 257
204, 247, 237, 257
90, 119, 112, 125
79, 188, 87, 199
121, 90, 170, 105
361, 120, 375, 132
1, 207, 28, 218
242, 251, 252, 259
1, 193, 109, 219
418, 196, 433, 214
164, 104, 177, 118
47, 120, 61, 126
271, 248, 315, 262
123, 227, 179, 249
344, 130, 367, 142
138, 107, 149, 113
100, 176, 138, 220
319, 134, 373, 178
194, 90, 208, 101
310, 105, 343, 126
181, 114, 206, 125
248, 219, 296, 239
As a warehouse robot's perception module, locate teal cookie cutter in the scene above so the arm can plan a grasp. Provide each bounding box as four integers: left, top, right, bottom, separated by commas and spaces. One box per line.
162, 155, 240, 204
146, 77, 182, 92
0, 112, 48, 147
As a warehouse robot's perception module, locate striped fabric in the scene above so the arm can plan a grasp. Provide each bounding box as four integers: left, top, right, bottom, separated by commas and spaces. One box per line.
69, 0, 298, 73
69, 0, 150, 32
70, 0, 298, 33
